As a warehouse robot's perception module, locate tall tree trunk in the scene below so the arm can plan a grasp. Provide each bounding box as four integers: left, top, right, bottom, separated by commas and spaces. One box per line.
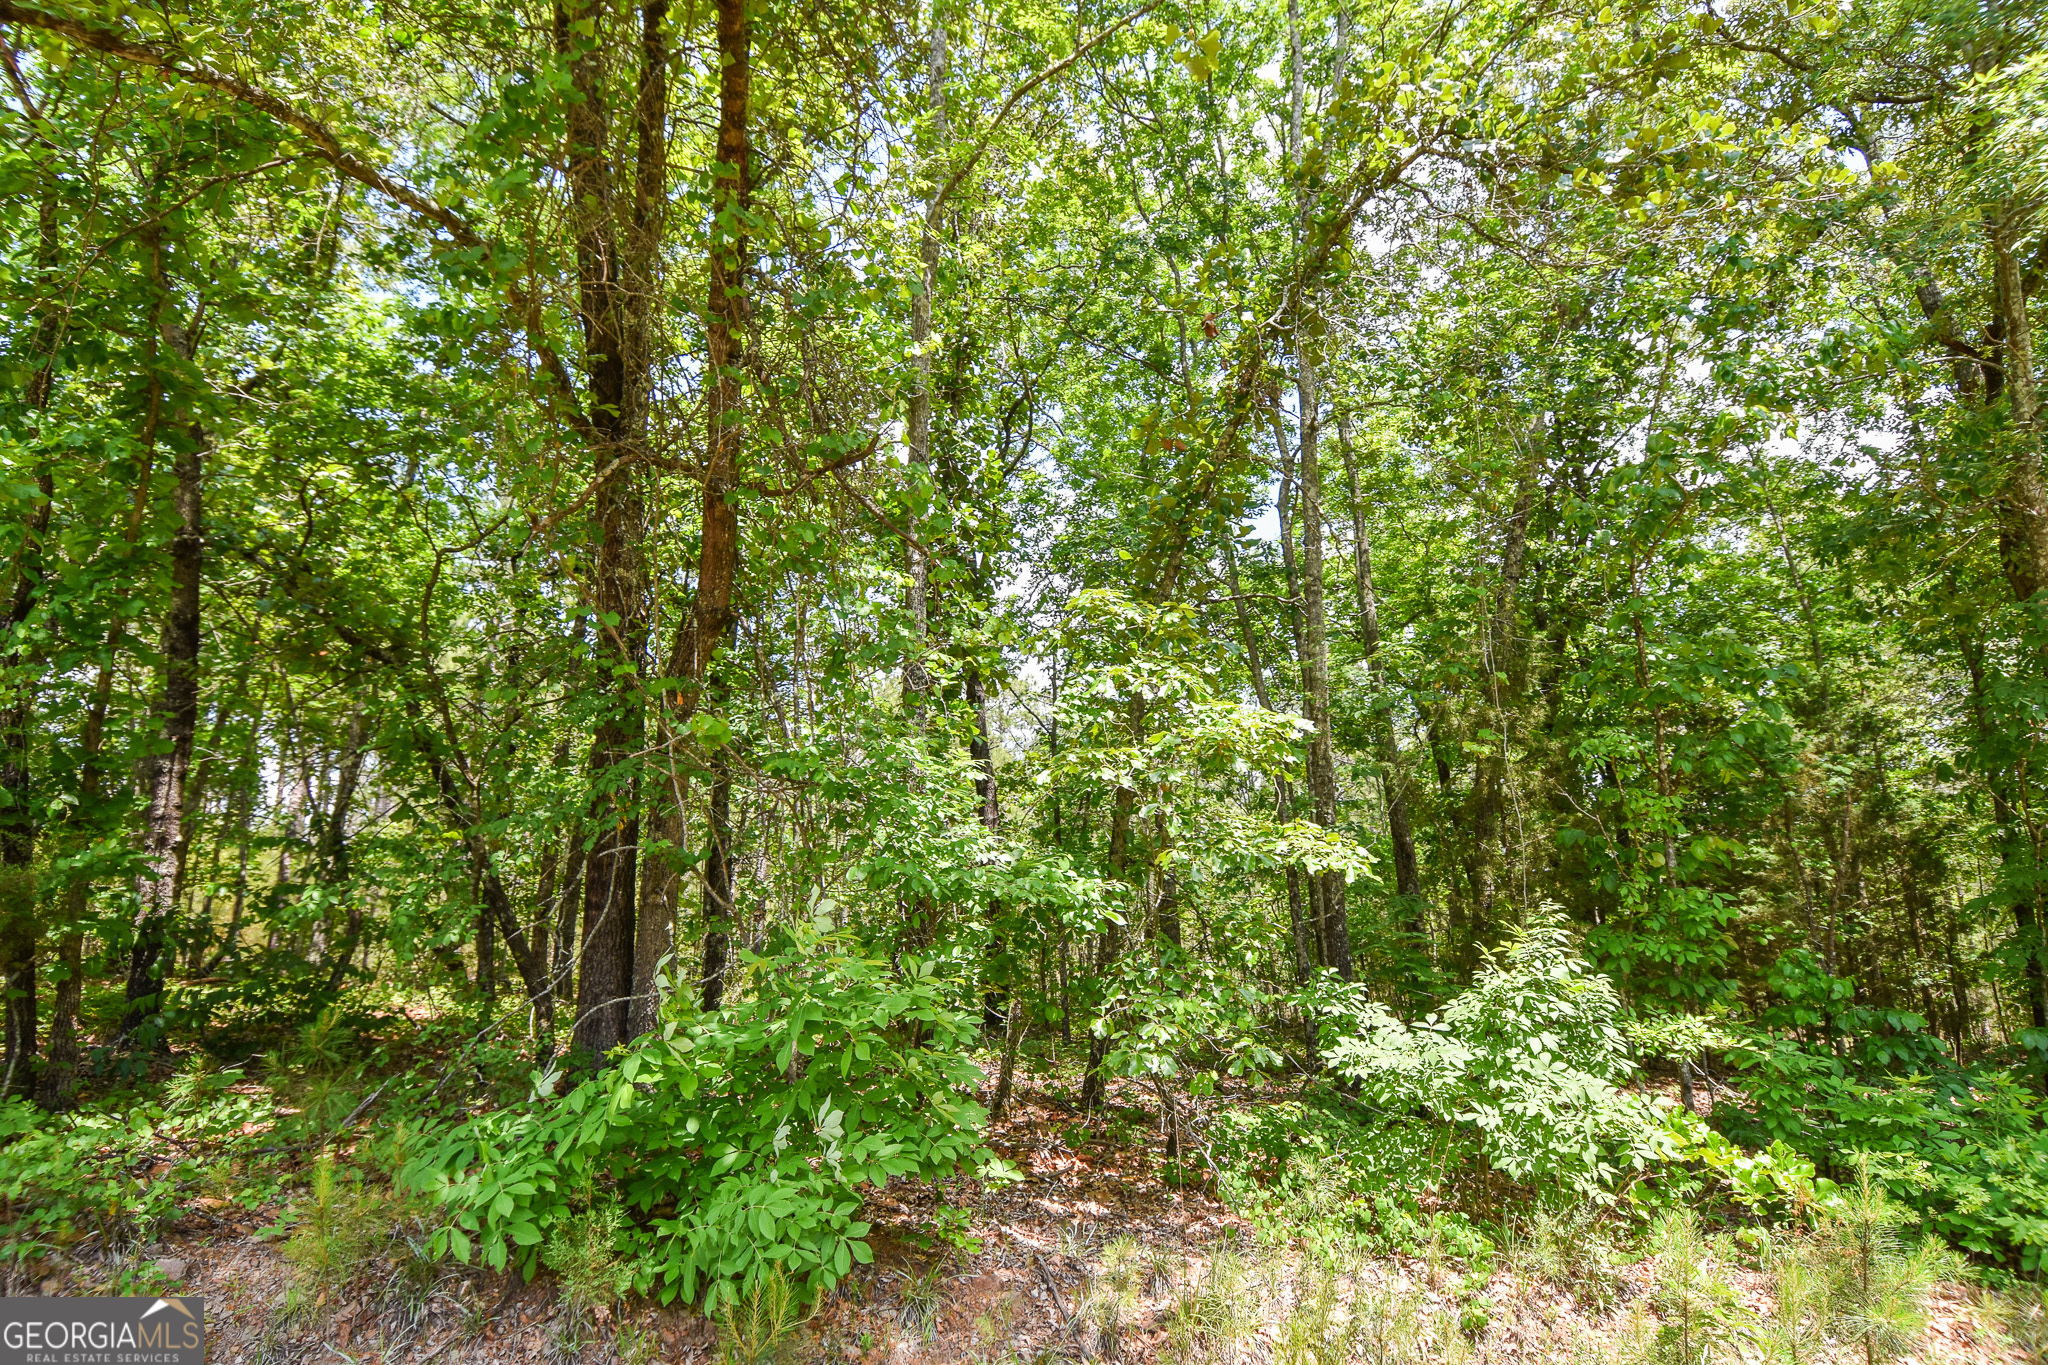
1335, 418, 1421, 905
122, 425, 206, 1040
901, 10, 948, 701
630, 621, 692, 1037
696, 0, 749, 1014
1295, 350, 1350, 981
1286, 0, 1350, 984
316, 711, 367, 992
556, 0, 661, 1060
1987, 213, 2048, 1052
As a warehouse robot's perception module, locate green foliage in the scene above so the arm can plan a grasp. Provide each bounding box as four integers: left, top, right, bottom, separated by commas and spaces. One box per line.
403, 925, 996, 1305
1641, 1208, 1738, 1365
1325, 909, 1667, 1199
1806, 1157, 1944, 1365
717, 1265, 804, 1365
282, 1152, 386, 1289
1713, 1031, 2048, 1268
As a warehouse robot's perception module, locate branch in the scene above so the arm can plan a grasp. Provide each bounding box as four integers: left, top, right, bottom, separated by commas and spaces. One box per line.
0, 0, 594, 437
748, 434, 880, 498
831, 467, 938, 564
927, 0, 1160, 224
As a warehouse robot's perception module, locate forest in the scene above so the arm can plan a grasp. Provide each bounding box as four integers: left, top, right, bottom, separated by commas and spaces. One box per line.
3, 0, 2048, 1357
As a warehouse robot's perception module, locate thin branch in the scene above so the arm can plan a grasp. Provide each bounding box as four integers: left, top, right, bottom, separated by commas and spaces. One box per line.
927, 0, 1161, 224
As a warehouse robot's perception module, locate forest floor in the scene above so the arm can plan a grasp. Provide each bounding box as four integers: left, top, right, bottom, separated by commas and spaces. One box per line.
58, 1053, 2036, 1365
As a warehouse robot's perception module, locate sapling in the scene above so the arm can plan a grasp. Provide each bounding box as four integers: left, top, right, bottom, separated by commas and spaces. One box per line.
1644, 1208, 1737, 1365
1806, 1154, 1938, 1365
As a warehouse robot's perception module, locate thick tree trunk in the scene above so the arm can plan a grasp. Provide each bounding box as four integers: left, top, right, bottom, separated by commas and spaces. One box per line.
553, 0, 661, 1062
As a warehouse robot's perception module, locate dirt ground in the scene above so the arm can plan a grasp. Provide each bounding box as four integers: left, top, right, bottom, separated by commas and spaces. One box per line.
38, 1060, 2039, 1365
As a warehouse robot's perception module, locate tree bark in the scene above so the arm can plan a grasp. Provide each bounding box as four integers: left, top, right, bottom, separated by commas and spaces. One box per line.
630, 621, 692, 1037
121, 429, 205, 1040
1295, 348, 1350, 981
1992, 207, 2048, 605
556, 0, 661, 1060
1335, 418, 1421, 905
695, 0, 750, 1015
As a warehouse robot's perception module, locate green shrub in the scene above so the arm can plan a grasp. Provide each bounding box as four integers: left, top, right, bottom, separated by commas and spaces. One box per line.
0, 1100, 181, 1254
403, 925, 1002, 1306
1324, 907, 1666, 1200
1714, 1031, 2048, 1267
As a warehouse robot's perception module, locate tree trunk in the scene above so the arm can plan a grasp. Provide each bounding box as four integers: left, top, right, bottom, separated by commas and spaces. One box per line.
0, 464, 53, 1098
1335, 418, 1421, 905
122, 430, 205, 1041
316, 711, 368, 993
695, 0, 750, 1016
555, 0, 661, 1063
901, 12, 948, 701
1992, 207, 2048, 605
1078, 766, 1133, 1113
990, 991, 1025, 1119
630, 757, 685, 1037
1295, 348, 1350, 981
700, 754, 734, 1010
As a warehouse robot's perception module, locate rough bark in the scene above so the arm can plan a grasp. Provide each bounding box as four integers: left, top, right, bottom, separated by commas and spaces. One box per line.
556, 0, 662, 1060
695, 0, 750, 1015
1992, 208, 2048, 606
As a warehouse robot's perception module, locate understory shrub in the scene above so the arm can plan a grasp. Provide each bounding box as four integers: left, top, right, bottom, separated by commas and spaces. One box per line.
0, 1061, 283, 1263
1714, 1027, 2048, 1268
403, 924, 1001, 1305
1323, 907, 1669, 1201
